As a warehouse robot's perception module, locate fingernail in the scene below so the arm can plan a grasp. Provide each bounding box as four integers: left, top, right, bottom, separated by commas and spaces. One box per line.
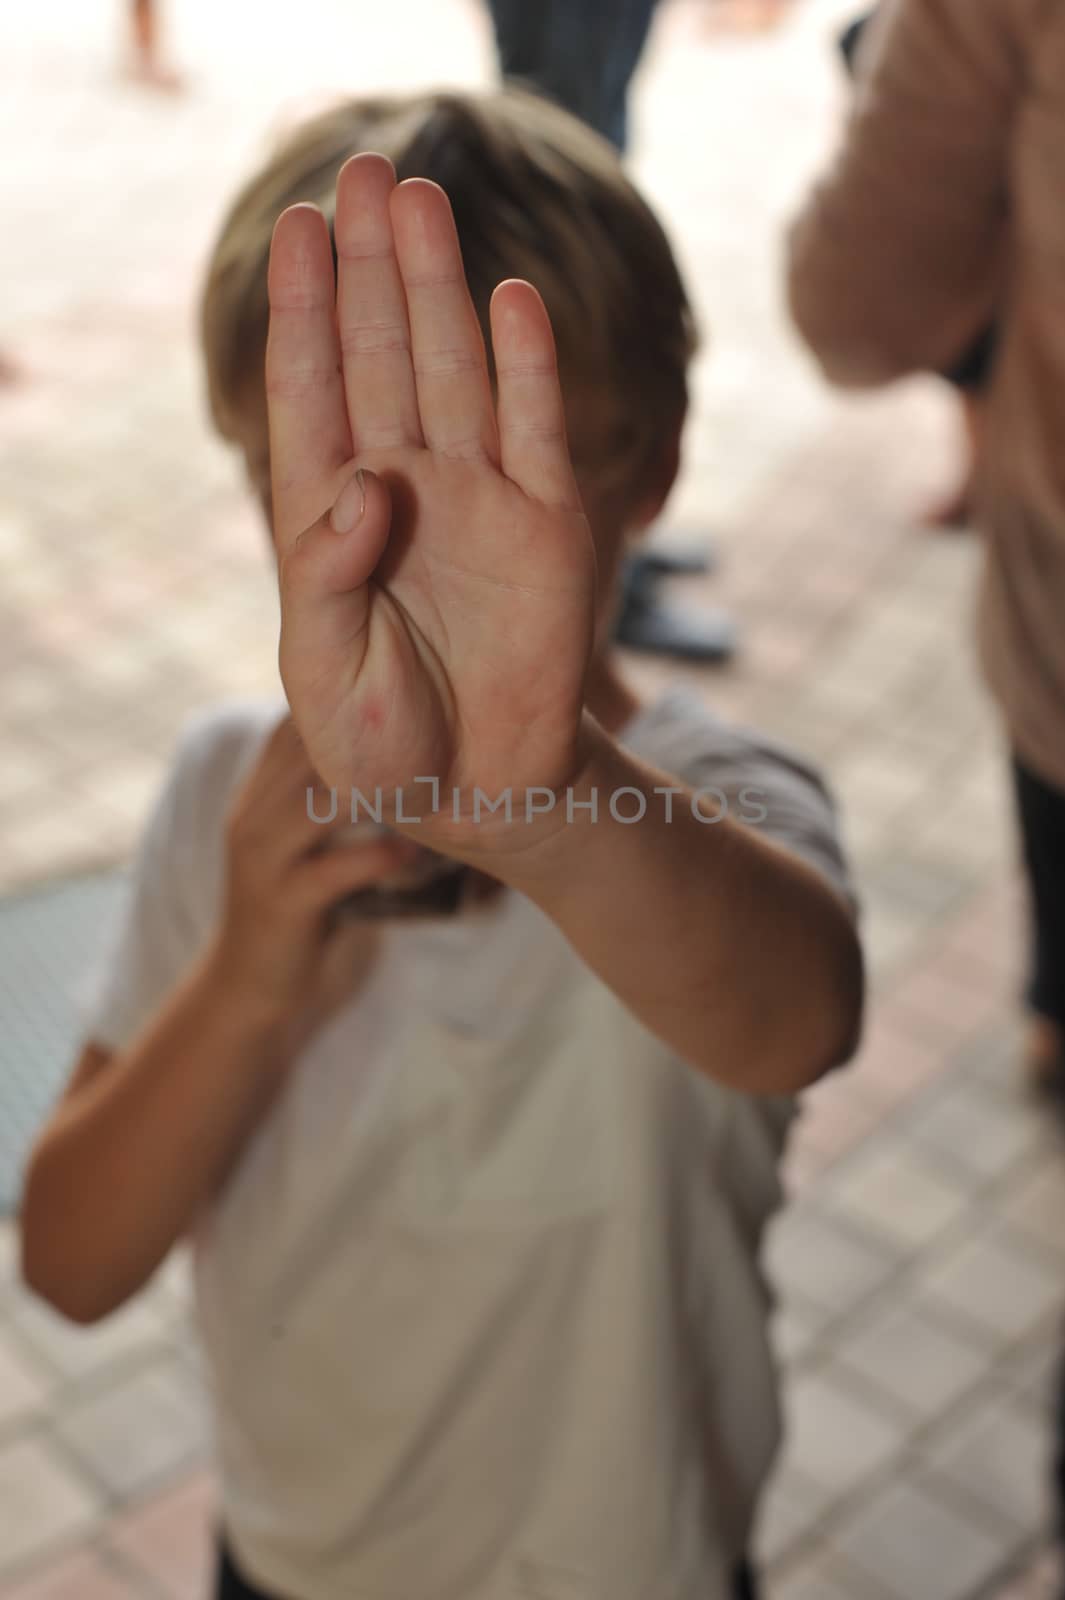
331, 468, 366, 534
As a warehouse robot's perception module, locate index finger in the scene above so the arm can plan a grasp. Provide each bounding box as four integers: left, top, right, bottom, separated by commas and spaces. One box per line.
266, 204, 352, 555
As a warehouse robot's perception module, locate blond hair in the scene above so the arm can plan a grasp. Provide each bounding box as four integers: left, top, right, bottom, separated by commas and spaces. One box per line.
200, 87, 698, 505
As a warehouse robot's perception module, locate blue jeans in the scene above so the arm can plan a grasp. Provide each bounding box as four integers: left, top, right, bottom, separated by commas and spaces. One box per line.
486, 0, 659, 152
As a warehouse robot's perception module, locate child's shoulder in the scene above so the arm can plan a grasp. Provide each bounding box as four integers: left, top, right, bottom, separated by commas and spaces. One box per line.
624, 686, 833, 795
624, 688, 853, 905
145, 697, 288, 891
167, 695, 287, 813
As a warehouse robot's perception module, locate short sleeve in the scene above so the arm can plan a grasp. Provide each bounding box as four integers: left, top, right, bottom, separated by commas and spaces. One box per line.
77, 726, 211, 1055
623, 691, 858, 916
708, 738, 856, 917
79, 700, 287, 1053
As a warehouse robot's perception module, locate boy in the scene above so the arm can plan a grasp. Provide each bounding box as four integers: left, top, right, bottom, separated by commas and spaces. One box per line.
21, 90, 862, 1600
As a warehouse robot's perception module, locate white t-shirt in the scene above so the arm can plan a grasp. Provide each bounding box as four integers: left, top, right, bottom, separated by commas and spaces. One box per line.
83, 691, 853, 1600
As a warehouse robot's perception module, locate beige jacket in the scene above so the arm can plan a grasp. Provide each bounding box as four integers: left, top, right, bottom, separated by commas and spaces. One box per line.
789, 0, 1065, 791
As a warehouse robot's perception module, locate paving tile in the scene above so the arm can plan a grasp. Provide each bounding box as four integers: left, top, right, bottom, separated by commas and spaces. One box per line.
1003, 1333, 1063, 1417
908, 1078, 1048, 1186
828, 1478, 1013, 1600
940, 893, 1026, 988
1005, 1158, 1065, 1259
0, 1547, 145, 1599
860, 855, 972, 925
754, 1469, 831, 1567
54, 1356, 208, 1502
925, 1391, 1054, 1531
789, 1078, 883, 1163
916, 1225, 1063, 1346
824, 1143, 969, 1252
0, 737, 71, 815
931, 936, 1021, 1006
848, 1019, 950, 1112
830, 1301, 988, 1423
0, 797, 127, 890
3, 1287, 169, 1385
87, 757, 168, 830
862, 905, 929, 985
764, 1207, 900, 1322
781, 1140, 834, 1200
772, 1301, 832, 1368
779, 1369, 906, 1499
835, 752, 931, 828
771, 1555, 877, 1600
0, 1435, 100, 1577
908, 792, 1017, 880
106, 1470, 215, 1600
886, 964, 1000, 1051
957, 1015, 1031, 1092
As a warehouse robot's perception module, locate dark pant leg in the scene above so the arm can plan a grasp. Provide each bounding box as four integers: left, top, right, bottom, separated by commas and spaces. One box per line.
1055, 1337, 1061, 1548
1056, 1345, 1065, 1541
214, 1530, 761, 1599
485, 0, 659, 152
215, 1538, 279, 1600
732, 1558, 761, 1600
1012, 756, 1065, 1031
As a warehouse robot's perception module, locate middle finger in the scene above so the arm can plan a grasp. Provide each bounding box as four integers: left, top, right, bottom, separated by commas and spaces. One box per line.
335, 154, 424, 453
391, 177, 501, 464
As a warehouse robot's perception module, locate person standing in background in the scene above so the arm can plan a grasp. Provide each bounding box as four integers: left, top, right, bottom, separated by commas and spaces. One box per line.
126, 0, 181, 89
791, 6, 1065, 1575
485, 0, 738, 663
485, 0, 659, 153
788, 0, 1065, 1096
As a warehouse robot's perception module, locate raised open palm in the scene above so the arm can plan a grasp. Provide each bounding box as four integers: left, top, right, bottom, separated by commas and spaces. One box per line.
267, 154, 597, 854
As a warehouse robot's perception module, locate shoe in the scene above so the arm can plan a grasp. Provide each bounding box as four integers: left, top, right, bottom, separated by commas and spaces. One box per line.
615, 592, 739, 662
615, 545, 738, 663
627, 547, 716, 581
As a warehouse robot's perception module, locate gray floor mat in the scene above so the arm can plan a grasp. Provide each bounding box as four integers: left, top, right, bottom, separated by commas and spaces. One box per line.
0, 869, 129, 1213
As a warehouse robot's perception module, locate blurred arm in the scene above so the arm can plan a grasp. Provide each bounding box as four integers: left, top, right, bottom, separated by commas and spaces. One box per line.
498, 719, 864, 1097
788, 0, 1029, 387
19, 947, 289, 1326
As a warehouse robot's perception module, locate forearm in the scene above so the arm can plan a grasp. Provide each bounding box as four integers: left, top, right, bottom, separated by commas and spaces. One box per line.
788, 183, 1004, 389
788, 0, 1014, 387
500, 721, 863, 1095
21, 945, 289, 1323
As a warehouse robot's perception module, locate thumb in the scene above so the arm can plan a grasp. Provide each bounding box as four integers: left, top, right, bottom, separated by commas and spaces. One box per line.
282, 466, 392, 602
279, 466, 391, 698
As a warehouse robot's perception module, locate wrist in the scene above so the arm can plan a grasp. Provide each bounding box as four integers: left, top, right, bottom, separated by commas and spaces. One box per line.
196, 935, 300, 1042
482, 715, 622, 896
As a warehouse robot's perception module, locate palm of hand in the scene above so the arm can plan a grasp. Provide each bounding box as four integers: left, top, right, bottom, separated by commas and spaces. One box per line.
267, 154, 596, 839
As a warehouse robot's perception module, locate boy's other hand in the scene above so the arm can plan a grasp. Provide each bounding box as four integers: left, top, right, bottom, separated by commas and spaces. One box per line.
266, 155, 597, 858
209, 716, 414, 1032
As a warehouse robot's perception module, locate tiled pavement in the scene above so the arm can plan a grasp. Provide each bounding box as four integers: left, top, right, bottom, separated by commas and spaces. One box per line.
2, 0, 1063, 1595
